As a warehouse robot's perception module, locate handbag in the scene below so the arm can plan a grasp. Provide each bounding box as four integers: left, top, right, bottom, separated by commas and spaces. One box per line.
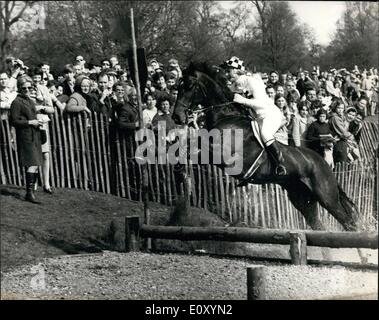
40, 129, 47, 144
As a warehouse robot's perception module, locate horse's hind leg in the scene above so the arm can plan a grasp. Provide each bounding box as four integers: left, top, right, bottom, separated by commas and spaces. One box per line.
282, 182, 325, 231
283, 182, 333, 260
310, 181, 368, 262
316, 196, 356, 231
309, 176, 358, 231
312, 185, 368, 263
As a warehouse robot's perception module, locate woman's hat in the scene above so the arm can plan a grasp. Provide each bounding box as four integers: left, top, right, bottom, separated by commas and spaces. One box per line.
5, 56, 16, 64
17, 75, 33, 91
75, 74, 90, 86
168, 58, 179, 67
74, 75, 90, 92
149, 58, 159, 65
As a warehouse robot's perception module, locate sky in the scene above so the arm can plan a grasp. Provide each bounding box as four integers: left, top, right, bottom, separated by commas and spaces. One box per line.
218, 1, 346, 46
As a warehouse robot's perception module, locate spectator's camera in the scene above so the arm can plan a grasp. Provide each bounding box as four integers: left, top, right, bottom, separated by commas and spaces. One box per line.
13, 60, 22, 68
12, 59, 24, 69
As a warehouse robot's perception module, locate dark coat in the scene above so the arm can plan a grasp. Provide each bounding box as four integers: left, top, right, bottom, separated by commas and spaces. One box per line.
116, 101, 139, 157
151, 112, 176, 131
116, 101, 139, 133
62, 79, 75, 97
10, 95, 42, 167
306, 120, 332, 155
89, 91, 113, 117
296, 78, 315, 98
349, 121, 363, 144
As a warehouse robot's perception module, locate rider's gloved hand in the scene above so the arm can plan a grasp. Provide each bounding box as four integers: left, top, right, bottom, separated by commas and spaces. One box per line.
224, 88, 235, 101
233, 93, 246, 105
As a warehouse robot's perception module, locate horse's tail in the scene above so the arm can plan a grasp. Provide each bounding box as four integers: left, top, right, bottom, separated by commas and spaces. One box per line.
338, 184, 360, 231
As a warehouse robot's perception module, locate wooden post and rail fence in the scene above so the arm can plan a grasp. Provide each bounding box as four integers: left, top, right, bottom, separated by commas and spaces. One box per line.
0, 111, 378, 231
125, 215, 378, 251
124, 215, 378, 300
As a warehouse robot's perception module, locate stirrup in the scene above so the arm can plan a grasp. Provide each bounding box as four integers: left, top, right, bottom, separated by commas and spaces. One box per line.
236, 179, 250, 187
275, 165, 287, 176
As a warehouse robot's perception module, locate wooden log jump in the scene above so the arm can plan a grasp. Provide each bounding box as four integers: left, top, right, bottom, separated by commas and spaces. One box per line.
136, 223, 378, 249
124, 216, 378, 263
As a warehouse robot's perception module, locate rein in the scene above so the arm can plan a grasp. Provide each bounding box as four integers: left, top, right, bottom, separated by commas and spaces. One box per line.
176, 76, 235, 116
177, 70, 256, 127
192, 101, 235, 114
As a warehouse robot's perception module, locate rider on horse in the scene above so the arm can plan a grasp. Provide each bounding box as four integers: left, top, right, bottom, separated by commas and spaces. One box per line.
221, 56, 287, 176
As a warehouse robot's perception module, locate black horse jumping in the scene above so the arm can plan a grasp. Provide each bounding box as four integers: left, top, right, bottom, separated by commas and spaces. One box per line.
173, 62, 359, 232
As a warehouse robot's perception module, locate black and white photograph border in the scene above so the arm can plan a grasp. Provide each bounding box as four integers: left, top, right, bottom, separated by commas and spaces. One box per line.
0, 0, 378, 306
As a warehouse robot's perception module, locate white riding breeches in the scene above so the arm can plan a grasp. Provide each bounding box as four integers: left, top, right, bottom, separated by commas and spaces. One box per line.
231, 74, 285, 146
257, 107, 284, 146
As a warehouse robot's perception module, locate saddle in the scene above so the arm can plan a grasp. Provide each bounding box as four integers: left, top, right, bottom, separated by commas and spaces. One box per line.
236, 120, 266, 187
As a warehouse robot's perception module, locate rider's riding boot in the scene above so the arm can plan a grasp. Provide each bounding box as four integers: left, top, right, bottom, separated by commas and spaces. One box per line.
266, 141, 287, 176
25, 172, 40, 204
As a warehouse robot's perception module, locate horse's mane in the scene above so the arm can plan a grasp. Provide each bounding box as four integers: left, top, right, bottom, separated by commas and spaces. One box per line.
183, 61, 233, 102
184, 61, 230, 90
182, 61, 252, 122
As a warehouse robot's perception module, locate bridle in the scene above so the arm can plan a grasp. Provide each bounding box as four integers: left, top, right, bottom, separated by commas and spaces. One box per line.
176, 75, 235, 118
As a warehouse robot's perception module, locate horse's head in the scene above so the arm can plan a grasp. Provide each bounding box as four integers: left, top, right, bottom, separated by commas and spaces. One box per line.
172, 62, 234, 125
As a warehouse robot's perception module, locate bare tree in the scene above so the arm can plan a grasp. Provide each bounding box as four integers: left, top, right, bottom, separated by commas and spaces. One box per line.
249, 1, 312, 71
326, 1, 379, 68
0, 1, 36, 69
219, 1, 252, 55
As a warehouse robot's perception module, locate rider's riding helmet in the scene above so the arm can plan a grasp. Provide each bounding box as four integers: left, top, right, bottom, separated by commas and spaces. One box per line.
221, 56, 245, 72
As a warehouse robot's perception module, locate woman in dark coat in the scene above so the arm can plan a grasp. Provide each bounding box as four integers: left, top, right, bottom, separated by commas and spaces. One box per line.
151, 96, 176, 132
328, 98, 353, 163
306, 109, 333, 152
10, 76, 43, 203
116, 88, 140, 158
306, 108, 336, 168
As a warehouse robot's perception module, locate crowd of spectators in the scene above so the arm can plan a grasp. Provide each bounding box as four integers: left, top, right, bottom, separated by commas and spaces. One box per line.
257, 67, 378, 167
1, 55, 378, 173
1, 55, 181, 130
0, 55, 183, 201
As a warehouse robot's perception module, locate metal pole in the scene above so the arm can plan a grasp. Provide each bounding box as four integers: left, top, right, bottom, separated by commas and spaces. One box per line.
130, 8, 151, 250
130, 8, 143, 129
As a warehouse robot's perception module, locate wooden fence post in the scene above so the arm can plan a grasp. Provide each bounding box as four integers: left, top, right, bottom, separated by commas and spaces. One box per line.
289, 231, 307, 265
125, 216, 141, 252
109, 123, 119, 196
247, 265, 266, 300
185, 176, 192, 209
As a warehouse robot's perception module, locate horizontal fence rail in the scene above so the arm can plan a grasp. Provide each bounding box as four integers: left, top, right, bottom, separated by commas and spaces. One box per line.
0, 110, 378, 231
139, 224, 379, 249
